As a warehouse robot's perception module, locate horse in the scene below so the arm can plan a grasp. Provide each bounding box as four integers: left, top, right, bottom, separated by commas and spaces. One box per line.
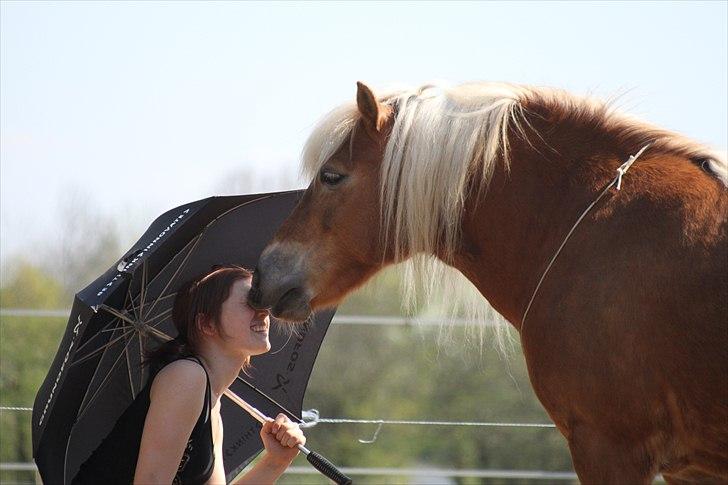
248, 81, 728, 484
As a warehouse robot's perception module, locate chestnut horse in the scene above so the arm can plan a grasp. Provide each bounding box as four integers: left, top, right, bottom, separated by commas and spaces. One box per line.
249, 82, 728, 483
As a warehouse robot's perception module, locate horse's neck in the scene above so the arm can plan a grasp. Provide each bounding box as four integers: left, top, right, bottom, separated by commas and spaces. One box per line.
448, 138, 616, 329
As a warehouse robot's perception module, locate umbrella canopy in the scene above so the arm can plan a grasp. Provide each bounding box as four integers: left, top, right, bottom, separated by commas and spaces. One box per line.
32, 190, 336, 484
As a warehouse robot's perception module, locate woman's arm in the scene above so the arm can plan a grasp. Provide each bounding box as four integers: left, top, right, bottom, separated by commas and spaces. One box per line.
134, 360, 207, 484
232, 414, 306, 485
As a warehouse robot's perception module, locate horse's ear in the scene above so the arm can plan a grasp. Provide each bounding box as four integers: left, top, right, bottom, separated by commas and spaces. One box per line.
356, 81, 386, 133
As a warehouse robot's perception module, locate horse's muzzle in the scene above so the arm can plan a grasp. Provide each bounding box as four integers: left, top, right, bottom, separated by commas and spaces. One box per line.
248, 245, 312, 322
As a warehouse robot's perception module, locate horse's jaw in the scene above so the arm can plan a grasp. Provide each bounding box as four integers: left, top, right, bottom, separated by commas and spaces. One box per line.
271, 287, 313, 322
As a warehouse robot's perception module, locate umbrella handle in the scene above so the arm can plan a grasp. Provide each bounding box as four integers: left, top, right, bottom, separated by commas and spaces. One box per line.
304, 450, 353, 485
223, 390, 353, 485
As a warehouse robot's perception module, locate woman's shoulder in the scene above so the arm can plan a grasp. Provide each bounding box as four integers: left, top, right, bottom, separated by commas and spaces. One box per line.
149, 358, 207, 403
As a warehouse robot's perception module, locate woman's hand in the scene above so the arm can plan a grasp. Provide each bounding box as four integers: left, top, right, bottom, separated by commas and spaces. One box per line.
260, 414, 306, 466
234, 415, 305, 484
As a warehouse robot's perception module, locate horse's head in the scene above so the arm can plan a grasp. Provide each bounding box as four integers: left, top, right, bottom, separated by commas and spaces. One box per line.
249, 82, 396, 321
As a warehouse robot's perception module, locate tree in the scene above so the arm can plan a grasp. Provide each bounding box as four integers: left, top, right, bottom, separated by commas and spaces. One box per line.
0, 262, 66, 483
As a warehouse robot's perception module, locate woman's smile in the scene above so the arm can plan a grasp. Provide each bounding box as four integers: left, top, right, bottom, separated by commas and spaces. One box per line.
248, 307, 271, 335
250, 320, 269, 334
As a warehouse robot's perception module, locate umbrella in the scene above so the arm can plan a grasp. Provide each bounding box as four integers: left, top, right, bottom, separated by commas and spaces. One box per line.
32, 190, 350, 484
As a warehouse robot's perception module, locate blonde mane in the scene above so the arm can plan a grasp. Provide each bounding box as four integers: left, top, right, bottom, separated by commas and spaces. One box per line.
301, 82, 726, 349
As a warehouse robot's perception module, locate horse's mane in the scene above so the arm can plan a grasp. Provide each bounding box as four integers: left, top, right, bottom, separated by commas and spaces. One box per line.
521, 87, 728, 184
301, 82, 726, 348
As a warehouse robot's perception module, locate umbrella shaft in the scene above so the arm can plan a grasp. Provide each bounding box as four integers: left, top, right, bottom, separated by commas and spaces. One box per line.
222, 389, 310, 456
222, 389, 266, 424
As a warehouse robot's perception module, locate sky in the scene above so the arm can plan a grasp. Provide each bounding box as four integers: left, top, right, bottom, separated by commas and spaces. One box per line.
2, 1, 727, 263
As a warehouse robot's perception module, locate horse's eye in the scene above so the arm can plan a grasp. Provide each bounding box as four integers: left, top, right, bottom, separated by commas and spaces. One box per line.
320, 170, 345, 186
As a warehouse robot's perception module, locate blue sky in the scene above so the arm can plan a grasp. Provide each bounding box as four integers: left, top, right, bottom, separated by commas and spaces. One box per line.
2, 1, 726, 261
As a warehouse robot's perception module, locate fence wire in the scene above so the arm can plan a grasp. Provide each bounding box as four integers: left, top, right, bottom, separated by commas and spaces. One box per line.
1, 308, 567, 481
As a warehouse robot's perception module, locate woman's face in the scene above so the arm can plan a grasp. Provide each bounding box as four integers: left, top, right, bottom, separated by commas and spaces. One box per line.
214, 277, 271, 356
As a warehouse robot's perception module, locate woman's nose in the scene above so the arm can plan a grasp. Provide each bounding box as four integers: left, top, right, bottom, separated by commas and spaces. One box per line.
253, 308, 270, 320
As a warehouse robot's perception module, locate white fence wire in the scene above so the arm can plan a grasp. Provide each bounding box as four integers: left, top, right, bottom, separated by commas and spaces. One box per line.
0, 462, 578, 481
0, 309, 501, 327
1, 308, 570, 482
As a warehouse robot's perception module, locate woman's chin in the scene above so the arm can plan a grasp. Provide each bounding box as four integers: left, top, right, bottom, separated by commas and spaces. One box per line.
247, 338, 271, 356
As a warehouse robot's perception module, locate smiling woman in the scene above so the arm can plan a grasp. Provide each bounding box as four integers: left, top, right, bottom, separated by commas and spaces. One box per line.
71, 265, 306, 485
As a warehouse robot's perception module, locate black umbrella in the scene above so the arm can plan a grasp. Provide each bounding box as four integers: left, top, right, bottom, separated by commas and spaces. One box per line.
32, 190, 350, 484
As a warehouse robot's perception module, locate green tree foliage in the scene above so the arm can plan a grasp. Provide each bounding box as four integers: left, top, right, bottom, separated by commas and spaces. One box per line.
0, 261, 65, 309
1, 258, 575, 484
0, 262, 67, 484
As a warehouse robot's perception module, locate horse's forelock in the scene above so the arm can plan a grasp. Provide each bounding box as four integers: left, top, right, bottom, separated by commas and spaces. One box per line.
300, 102, 360, 181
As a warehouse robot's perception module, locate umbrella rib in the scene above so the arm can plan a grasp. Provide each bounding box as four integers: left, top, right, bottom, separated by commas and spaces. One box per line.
73, 292, 166, 370
149, 315, 173, 330
144, 306, 173, 326
145, 325, 173, 342
73, 316, 123, 355
139, 260, 147, 320
146, 291, 177, 305
143, 234, 203, 320
123, 327, 136, 397
122, 282, 139, 396
75, 307, 169, 371
138, 332, 146, 391
98, 304, 137, 327
76, 332, 139, 422
70, 326, 138, 368
131, 292, 176, 319
205, 194, 274, 228
126, 280, 139, 323
102, 325, 135, 333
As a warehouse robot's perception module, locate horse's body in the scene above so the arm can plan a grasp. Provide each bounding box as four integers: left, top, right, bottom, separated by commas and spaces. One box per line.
249, 82, 728, 483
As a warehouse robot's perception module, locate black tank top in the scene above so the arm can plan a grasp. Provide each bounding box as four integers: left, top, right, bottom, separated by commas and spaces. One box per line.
72, 356, 215, 484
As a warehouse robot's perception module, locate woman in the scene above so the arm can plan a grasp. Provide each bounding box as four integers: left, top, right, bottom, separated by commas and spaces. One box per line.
73, 265, 305, 484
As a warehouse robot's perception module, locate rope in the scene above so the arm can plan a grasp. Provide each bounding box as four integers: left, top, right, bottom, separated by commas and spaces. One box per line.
0, 406, 32, 412
521, 143, 652, 331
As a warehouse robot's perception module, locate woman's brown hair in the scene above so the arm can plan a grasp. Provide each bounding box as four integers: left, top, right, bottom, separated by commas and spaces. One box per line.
145, 265, 254, 371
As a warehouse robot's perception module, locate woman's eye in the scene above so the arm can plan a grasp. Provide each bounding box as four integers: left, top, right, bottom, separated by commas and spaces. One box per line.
319, 170, 345, 186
